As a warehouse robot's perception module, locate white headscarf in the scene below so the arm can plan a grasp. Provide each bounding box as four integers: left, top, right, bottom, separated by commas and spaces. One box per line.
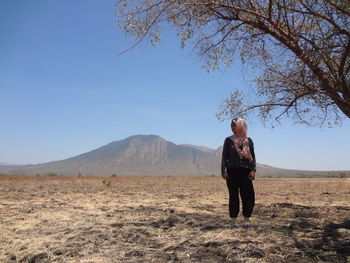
229, 118, 254, 163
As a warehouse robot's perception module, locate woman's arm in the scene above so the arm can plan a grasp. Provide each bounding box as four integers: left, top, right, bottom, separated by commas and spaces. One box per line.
249, 138, 256, 172
221, 138, 229, 176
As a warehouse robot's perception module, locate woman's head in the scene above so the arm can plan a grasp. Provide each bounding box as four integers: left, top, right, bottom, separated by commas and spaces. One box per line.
231, 118, 248, 137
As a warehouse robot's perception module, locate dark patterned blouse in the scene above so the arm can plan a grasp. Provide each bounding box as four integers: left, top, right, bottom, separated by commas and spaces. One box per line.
221, 136, 256, 176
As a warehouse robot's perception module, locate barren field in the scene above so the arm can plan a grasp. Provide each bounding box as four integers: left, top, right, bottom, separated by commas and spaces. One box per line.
0, 175, 349, 263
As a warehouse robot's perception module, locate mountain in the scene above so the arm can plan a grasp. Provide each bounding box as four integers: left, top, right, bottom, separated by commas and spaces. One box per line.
0, 135, 219, 176
179, 144, 217, 154
0, 134, 348, 177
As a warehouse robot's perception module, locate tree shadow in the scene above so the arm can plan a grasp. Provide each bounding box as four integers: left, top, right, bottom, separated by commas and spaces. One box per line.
106, 203, 349, 262
265, 203, 350, 263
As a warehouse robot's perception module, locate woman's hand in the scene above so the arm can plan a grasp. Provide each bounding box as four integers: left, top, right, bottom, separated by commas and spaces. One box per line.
248, 171, 255, 180
222, 172, 229, 180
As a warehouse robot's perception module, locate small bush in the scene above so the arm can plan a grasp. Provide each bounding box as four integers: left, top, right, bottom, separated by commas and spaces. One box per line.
339, 172, 348, 179
102, 179, 112, 187
45, 172, 58, 176
111, 174, 117, 178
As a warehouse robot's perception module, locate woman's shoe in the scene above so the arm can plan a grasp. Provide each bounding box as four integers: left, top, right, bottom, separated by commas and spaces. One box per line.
243, 223, 254, 229
230, 223, 239, 229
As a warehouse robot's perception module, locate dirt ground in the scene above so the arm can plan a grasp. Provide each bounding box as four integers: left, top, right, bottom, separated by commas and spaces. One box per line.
0, 175, 349, 263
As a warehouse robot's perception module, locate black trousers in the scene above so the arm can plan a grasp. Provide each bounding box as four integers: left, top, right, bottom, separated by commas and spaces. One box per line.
226, 167, 255, 218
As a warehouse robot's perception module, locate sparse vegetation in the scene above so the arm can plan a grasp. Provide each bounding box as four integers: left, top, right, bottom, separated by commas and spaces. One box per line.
339, 172, 348, 179
44, 172, 58, 176
102, 179, 112, 187
111, 173, 117, 178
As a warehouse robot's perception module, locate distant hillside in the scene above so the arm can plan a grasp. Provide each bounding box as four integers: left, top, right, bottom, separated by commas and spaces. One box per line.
0, 134, 348, 177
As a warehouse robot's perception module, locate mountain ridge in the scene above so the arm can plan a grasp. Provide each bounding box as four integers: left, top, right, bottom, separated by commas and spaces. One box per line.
0, 134, 348, 177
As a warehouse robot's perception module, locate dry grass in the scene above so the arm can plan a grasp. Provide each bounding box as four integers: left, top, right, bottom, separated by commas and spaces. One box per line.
0, 175, 349, 263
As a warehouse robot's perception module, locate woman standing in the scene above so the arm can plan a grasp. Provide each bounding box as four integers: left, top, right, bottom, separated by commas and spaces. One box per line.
221, 118, 256, 229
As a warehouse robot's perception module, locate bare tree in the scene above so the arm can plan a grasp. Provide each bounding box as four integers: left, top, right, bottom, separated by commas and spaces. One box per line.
116, 0, 350, 127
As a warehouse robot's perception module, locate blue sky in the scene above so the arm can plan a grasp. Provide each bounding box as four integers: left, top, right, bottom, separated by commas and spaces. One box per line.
1, 0, 349, 171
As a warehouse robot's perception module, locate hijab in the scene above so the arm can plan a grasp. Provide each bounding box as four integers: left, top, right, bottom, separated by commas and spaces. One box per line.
229, 118, 254, 163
